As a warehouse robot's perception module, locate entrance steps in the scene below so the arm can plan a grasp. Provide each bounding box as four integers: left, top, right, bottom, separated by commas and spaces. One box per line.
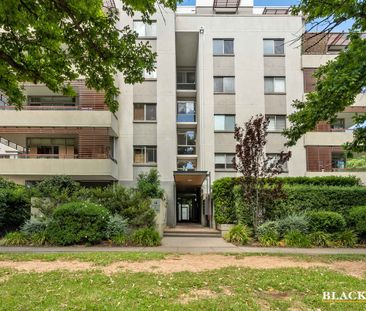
163, 224, 221, 238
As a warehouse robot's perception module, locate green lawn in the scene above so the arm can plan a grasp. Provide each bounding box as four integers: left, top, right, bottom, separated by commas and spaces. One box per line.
0, 252, 365, 310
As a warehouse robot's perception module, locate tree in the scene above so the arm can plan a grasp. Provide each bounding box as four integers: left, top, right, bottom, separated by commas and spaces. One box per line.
0, 0, 177, 112
234, 115, 291, 229
136, 168, 164, 199
284, 1, 366, 152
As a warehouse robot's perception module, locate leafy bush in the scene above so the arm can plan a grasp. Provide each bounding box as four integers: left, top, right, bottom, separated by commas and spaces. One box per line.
21, 218, 48, 237
274, 176, 361, 187
284, 230, 311, 248
0, 177, 17, 189
213, 177, 237, 224
36, 176, 80, 198
106, 215, 128, 239
46, 202, 110, 245
111, 234, 127, 246
131, 227, 161, 246
0, 232, 28, 246
333, 230, 358, 248
306, 211, 346, 234
0, 187, 31, 236
233, 185, 251, 226
348, 206, 366, 239
30, 231, 47, 246
308, 231, 332, 247
346, 156, 366, 169
256, 221, 279, 238
277, 215, 308, 237
136, 169, 164, 199
258, 232, 279, 246
225, 224, 251, 245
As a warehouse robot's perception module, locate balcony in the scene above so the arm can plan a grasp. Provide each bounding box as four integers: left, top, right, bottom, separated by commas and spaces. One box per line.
177, 70, 196, 97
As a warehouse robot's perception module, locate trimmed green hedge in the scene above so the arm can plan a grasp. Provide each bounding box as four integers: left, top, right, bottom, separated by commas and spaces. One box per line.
213, 176, 366, 224
273, 176, 361, 187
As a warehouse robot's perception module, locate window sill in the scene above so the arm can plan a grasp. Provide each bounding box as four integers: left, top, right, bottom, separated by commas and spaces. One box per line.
133, 120, 157, 124
214, 92, 236, 95
263, 54, 285, 57
214, 131, 235, 133
213, 54, 235, 57
143, 78, 157, 82
133, 163, 157, 167
137, 36, 157, 40
264, 93, 286, 95
215, 169, 236, 172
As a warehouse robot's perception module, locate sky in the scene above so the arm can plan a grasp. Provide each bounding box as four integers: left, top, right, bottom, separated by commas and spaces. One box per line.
179, 0, 353, 31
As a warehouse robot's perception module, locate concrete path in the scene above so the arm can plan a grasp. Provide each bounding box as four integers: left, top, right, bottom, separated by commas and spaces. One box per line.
0, 237, 366, 254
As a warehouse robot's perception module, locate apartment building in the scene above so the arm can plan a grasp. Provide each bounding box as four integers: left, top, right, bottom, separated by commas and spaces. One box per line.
0, 0, 364, 228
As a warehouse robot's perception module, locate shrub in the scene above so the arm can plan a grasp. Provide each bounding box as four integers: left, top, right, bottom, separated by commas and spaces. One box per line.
46, 202, 110, 245
21, 218, 48, 237
284, 230, 311, 248
111, 234, 127, 246
0, 232, 28, 246
333, 230, 358, 248
0, 187, 31, 236
225, 224, 251, 245
258, 232, 279, 246
106, 215, 128, 239
233, 185, 251, 226
275, 176, 361, 187
277, 215, 308, 237
131, 227, 161, 246
348, 206, 366, 239
136, 169, 164, 199
213, 177, 237, 224
36, 176, 80, 198
256, 221, 279, 238
306, 211, 346, 234
30, 231, 47, 246
308, 231, 332, 247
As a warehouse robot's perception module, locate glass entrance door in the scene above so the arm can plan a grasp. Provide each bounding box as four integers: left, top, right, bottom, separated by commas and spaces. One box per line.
177, 192, 200, 223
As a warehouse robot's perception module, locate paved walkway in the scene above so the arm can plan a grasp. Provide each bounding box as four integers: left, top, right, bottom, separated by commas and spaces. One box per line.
0, 237, 366, 254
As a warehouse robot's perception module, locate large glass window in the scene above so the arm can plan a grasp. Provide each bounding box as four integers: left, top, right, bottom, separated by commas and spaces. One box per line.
331, 118, 345, 131
214, 115, 235, 131
177, 158, 197, 171
215, 153, 235, 169
214, 77, 235, 93
177, 71, 195, 90
177, 130, 196, 155
263, 39, 285, 55
213, 39, 234, 55
267, 115, 286, 132
177, 101, 196, 122
27, 138, 76, 159
27, 96, 77, 107
332, 152, 346, 170
133, 146, 157, 164
134, 103, 156, 121
264, 77, 286, 93
133, 21, 156, 37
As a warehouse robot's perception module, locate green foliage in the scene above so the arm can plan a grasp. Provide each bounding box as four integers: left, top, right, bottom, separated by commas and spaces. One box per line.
46, 202, 110, 246
333, 230, 358, 248
77, 184, 156, 228
258, 232, 280, 246
36, 176, 80, 198
21, 219, 48, 237
30, 231, 47, 246
0, 187, 31, 236
306, 211, 346, 234
0, 232, 28, 246
136, 169, 164, 199
225, 224, 251, 245
111, 234, 127, 246
348, 206, 366, 239
285, 2, 366, 150
131, 227, 161, 246
284, 230, 311, 248
106, 215, 128, 239
275, 176, 361, 187
233, 184, 251, 226
277, 214, 308, 237
308, 231, 332, 247
0, 0, 177, 112
346, 156, 366, 169
256, 221, 280, 239
0, 177, 17, 189
212, 177, 238, 224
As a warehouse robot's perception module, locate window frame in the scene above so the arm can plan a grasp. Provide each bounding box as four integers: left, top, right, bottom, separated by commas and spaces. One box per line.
133, 103, 157, 122
177, 129, 196, 155
177, 101, 196, 122
213, 39, 234, 56
264, 76, 286, 94
215, 153, 235, 170
214, 76, 235, 93
133, 20, 157, 38
266, 115, 286, 132
214, 115, 235, 132
133, 145, 157, 165
263, 39, 285, 56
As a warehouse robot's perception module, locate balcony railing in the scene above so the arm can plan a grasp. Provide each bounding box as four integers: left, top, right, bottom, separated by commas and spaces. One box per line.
177, 146, 196, 155
0, 137, 25, 152
9, 153, 117, 161
177, 83, 196, 90
177, 114, 196, 122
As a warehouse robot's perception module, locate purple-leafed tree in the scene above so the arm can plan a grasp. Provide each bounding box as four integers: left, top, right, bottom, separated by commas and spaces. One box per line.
233, 115, 291, 230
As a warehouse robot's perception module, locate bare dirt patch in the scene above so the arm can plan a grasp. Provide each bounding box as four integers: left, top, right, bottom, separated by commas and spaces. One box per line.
179, 287, 233, 304
0, 255, 365, 278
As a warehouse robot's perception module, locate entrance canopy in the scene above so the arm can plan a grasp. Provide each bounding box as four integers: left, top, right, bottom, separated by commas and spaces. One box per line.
174, 171, 208, 192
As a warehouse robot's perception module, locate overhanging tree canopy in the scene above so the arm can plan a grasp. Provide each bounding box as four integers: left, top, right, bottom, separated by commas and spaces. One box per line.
0, 0, 177, 112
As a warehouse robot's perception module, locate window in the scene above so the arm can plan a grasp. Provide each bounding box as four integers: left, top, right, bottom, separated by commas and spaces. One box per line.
264, 77, 286, 93
263, 39, 285, 55
267, 115, 286, 132
215, 153, 235, 170
134, 103, 156, 121
177, 101, 195, 122
332, 152, 346, 170
133, 21, 156, 37
177, 158, 197, 171
213, 39, 234, 55
266, 153, 288, 172
177, 71, 195, 90
144, 68, 157, 79
214, 115, 235, 131
28, 96, 77, 107
133, 146, 157, 164
177, 130, 196, 155
331, 118, 345, 131
214, 77, 235, 93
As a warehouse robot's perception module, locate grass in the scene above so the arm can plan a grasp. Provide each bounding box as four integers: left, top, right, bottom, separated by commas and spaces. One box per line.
0, 252, 365, 310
